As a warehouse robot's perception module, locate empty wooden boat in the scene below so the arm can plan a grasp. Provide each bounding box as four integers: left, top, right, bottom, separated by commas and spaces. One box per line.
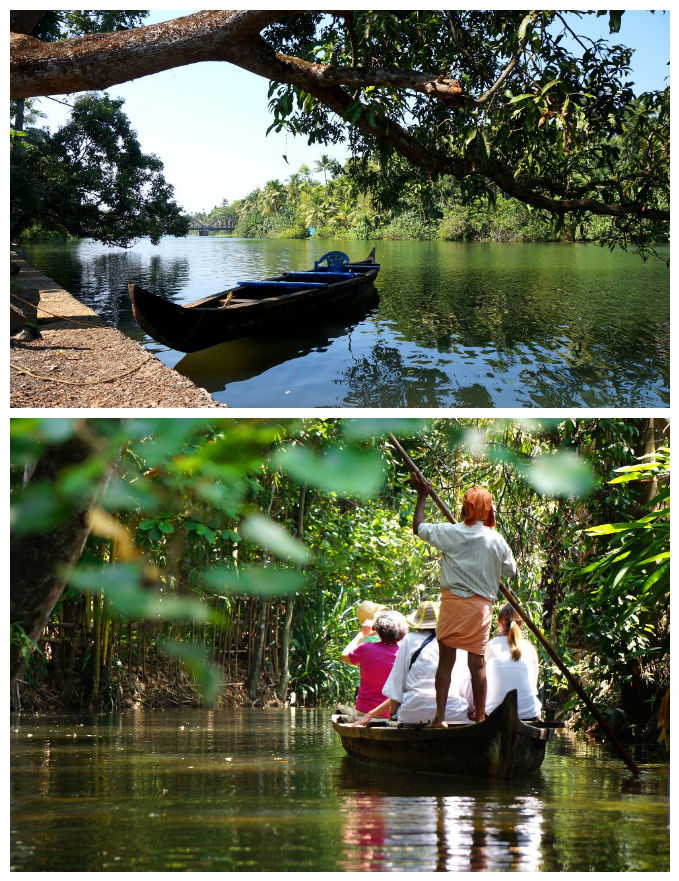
128, 249, 380, 353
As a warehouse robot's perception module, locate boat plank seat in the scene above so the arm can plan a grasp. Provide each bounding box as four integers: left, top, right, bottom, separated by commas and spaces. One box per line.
284, 272, 356, 282
237, 280, 327, 289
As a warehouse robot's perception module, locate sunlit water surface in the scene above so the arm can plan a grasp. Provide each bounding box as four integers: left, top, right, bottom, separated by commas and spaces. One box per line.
22, 237, 669, 408
10, 708, 668, 872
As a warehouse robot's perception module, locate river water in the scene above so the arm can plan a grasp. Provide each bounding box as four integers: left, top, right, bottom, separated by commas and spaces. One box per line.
10, 708, 668, 872
22, 237, 669, 408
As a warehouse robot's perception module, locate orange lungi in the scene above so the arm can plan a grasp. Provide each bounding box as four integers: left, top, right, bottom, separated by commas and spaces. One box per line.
437, 591, 493, 656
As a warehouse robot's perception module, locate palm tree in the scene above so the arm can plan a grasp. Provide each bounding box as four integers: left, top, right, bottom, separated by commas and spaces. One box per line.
259, 179, 287, 217
286, 172, 302, 207
313, 154, 333, 185
301, 188, 331, 229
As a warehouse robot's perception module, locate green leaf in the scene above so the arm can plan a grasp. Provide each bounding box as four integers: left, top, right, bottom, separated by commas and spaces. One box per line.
271, 446, 386, 499
540, 79, 560, 96
39, 418, 77, 443
506, 93, 534, 105
639, 561, 669, 596
636, 551, 670, 566
344, 100, 364, 123
203, 564, 304, 597
517, 12, 533, 41
10, 485, 70, 533
464, 127, 478, 147
67, 563, 211, 621
609, 11, 623, 33
523, 450, 595, 498
195, 523, 217, 544
158, 520, 175, 534
343, 418, 430, 441
138, 519, 157, 531
240, 513, 311, 565
160, 639, 222, 705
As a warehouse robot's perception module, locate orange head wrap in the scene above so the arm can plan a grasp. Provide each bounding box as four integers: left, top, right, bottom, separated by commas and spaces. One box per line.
461, 486, 495, 528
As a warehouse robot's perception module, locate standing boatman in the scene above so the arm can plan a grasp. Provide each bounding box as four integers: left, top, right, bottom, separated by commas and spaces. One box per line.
411, 474, 516, 727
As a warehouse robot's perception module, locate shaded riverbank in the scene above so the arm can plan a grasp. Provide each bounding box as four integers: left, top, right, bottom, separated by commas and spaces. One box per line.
10, 252, 224, 408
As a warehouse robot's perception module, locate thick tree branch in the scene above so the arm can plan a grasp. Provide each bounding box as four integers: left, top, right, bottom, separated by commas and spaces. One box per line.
10, 11, 286, 98
9, 11, 669, 222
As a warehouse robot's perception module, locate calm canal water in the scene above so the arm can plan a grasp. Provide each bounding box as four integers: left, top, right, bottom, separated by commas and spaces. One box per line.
11, 708, 668, 872
22, 237, 669, 408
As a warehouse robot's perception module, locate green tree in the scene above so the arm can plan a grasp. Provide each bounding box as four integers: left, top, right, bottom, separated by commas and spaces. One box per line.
258, 179, 287, 217
10, 416, 669, 738
10, 11, 669, 253
313, 154, 338, 185
10, 93, 189, 245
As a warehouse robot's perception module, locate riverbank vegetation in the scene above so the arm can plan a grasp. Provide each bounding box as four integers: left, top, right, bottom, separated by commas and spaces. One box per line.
11, 11, 669, 257
193, 155, 617, 245
11, 418, 669, 748
10, 92, 188, 247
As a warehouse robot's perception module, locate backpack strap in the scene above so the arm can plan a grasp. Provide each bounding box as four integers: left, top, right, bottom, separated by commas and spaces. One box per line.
408, 631, 436, 670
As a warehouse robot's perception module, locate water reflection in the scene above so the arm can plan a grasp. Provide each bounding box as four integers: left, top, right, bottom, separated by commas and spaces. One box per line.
21, 237, 669, 407
174, 288, 379, 391
10, 709, 669, 872
336, 758, 544, 871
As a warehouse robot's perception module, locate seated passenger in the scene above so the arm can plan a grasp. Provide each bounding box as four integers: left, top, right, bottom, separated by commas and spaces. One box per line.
355, 600, 387, 644
464, 603, 542, 720
353, 600, 470, 725
341, 610, 408, 717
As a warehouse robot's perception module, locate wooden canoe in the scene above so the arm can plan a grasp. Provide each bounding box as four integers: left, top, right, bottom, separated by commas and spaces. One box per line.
332, 690, 558, 779
128, 249, 380, 353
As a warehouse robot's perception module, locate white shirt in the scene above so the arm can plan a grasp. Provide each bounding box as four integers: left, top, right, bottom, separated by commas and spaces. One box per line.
462, 634, 542, 719
417, 520, 516, 602
382, 630, 470, 723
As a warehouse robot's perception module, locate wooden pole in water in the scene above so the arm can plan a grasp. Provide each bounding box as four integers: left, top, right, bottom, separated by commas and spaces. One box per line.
387, 432, 641, 777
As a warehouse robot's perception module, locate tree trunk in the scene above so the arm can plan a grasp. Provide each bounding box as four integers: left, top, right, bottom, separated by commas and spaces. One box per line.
91, 592, 102, 709
277, 483, 306, 701
11, 98, 25, 160
636, 418, 668, 507
247, 600, 268, 700
10, 434, 116, 690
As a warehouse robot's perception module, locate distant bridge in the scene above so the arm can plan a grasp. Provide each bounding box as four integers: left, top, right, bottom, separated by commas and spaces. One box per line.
188, 216, 236, 235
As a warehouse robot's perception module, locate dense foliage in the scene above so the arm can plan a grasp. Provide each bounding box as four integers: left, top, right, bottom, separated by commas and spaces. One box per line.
10, 93, 189, 245
194, 155, 621, 245
10, 418, 668, 745
11, 11, 668, 255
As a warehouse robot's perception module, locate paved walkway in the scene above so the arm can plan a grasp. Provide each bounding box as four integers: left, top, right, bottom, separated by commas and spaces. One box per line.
10, 258, 224, 409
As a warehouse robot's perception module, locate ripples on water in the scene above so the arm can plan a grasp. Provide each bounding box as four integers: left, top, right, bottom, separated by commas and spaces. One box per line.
22, 237, 669, 407
10, 709, 669, 872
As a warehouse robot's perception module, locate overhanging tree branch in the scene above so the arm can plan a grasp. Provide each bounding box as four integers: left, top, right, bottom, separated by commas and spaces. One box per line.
9, 10, 669, 223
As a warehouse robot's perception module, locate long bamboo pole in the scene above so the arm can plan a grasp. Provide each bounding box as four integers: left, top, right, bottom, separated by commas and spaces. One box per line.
388, 432, 641, 777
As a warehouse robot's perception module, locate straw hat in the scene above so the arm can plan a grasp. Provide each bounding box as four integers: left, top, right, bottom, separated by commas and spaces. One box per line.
356, 600, 387, 624
406, 600, 439, 630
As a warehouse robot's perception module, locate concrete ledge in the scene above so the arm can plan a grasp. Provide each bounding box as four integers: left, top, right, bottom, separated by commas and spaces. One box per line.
10, 257, 225, 408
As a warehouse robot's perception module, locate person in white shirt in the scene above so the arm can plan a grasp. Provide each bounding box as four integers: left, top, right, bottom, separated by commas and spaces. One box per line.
411, 475, 516, 727
351, 600, 470, 725
464, 603, 542, 720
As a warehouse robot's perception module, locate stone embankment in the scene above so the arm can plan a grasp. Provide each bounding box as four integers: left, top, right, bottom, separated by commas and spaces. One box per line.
10, 249, 224, 408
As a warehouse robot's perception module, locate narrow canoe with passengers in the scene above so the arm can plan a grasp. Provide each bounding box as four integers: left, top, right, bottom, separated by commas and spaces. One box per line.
332, 689, 562, 779
128, 249, 380, 353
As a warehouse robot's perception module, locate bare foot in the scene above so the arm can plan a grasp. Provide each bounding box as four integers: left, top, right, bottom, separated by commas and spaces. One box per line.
429, 717, 448, 729
475, 715, 486, 724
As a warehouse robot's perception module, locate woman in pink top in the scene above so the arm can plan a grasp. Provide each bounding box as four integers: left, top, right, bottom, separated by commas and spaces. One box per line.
341, 610, 408, 716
